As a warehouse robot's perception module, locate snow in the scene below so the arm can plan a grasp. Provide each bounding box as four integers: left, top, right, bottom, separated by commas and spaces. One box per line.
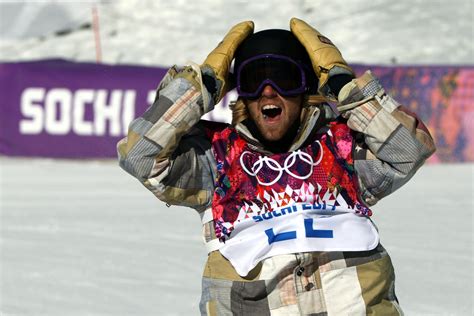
0, 0, 473, 315
1, 159, 472, 315
0, 158, 206, 315
0, 0, 473, 66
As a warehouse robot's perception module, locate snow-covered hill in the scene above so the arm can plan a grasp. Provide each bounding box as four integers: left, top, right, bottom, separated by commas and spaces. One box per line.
1, 0, 473, 67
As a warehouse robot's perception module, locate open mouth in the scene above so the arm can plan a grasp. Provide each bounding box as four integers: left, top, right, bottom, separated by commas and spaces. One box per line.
262, 104, 282, 120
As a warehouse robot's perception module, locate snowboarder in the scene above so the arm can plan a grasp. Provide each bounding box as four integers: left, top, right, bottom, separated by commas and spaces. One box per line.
118, 18, 435, 315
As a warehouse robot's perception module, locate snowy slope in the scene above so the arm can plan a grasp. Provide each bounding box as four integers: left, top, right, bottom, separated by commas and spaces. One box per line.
1, 159, 472, 315
0, 0, 473, 66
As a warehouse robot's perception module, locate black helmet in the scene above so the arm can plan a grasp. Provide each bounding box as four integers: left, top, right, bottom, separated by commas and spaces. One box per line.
233, 29, 318, 95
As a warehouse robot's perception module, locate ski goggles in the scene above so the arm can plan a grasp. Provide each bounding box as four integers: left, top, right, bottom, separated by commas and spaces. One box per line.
236, 54, 308, 99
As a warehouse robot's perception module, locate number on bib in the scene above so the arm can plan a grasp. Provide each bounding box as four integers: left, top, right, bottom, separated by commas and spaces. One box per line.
264, 218, 334, 245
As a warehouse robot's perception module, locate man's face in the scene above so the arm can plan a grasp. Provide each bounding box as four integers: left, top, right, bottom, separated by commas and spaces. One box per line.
244, 85, 303, 142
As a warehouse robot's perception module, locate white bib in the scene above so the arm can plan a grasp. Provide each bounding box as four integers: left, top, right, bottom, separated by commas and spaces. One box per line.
217, 203, 379, 276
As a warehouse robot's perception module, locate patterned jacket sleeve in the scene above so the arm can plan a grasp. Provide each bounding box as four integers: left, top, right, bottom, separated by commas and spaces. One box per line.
338, 71, 436, 206
117, 66, 218, 212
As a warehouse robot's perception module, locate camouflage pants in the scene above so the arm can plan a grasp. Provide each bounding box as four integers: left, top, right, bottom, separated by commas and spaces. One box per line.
199, 244, 402, 316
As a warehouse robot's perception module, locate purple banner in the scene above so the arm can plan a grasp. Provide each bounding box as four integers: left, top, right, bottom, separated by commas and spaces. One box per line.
0, 59, 166, 158
1, 59, 473, 162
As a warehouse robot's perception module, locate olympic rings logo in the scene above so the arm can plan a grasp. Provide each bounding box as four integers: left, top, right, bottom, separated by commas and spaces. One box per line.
240, 141, 323, 186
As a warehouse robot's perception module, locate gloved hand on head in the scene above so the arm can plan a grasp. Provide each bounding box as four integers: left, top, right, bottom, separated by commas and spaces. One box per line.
201, 21, 254, 104
199, 18, 353, 105
290, 17, 355, 99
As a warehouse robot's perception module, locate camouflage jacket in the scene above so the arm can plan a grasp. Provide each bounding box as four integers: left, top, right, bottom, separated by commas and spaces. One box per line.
118, 67, 435, 216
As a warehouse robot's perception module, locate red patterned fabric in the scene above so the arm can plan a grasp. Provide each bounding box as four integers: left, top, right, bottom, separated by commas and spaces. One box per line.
210, 122, 372, 240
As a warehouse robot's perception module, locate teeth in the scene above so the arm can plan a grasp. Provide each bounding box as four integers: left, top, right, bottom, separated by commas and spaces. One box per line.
262, 104, 279, 110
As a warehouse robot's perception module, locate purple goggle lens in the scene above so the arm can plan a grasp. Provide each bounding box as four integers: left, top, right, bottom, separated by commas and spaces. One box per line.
236, 54, 307, 98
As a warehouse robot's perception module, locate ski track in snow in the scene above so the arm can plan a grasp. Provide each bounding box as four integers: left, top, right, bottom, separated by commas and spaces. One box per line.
0, 158, 472, 315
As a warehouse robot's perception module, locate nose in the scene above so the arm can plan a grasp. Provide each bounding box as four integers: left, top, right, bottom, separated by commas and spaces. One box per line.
261, 84, 278, 98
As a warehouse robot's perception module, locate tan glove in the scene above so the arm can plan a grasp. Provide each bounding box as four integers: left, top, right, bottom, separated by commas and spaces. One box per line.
201, 21, 254, 104
290, 17, 354, 98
